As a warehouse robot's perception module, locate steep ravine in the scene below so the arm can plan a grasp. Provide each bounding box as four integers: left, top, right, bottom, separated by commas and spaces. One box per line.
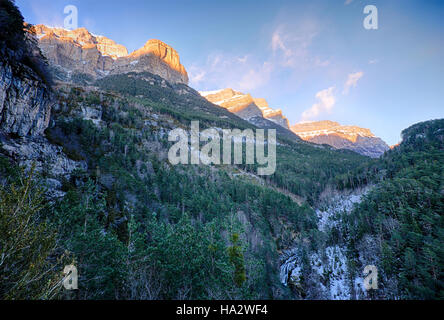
280, 188, 373, 300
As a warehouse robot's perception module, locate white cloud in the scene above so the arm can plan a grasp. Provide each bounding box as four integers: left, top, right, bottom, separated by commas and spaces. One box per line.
237, 56, 248, 63
314, 57, 331, 67
189, 69, 206, 84
272, 30, 293, 58
343, 71, 364, 94
271, 24, 320, 69
301, 87, 336, 121
189, 22, 328, 93
189, 53, 274, 92
344, 0, 354, 5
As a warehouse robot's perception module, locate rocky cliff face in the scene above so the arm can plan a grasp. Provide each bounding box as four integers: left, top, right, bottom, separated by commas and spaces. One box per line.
0, 22, 85, 197
110, 39, 188, 85
33, 25, 188, 85
0, 37, 53, 137
200, 88, 290, 129
253, 98, 290, 129
291, 120, 389, 157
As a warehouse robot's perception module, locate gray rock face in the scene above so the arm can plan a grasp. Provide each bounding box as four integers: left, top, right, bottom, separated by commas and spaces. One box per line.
1, 135, 87, 178
233, 102, 263, 119
266, 114, 290, 129
1, 135, 87, 199
0, 34, 83, 199
0, 48, 53, 137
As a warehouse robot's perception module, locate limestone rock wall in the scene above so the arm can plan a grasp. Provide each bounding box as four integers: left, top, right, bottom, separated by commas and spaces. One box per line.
0, 44, 53, 137
33, 25, 188, 85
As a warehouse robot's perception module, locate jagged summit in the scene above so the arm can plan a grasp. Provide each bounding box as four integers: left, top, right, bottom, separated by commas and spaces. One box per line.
200, 88, 290, 129
33, 25, 128, 59
291, 120, 389, 157
32, 25, 188, 84
129, 39, 187, 76
253, 98, 289, 128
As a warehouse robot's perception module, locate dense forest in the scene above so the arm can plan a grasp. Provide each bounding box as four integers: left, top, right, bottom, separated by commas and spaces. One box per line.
340, 119, 444, 299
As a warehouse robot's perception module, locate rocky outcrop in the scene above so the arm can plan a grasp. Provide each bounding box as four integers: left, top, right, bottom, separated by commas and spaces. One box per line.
200, 88, 263, 119
0, 38, 53, 137
1, 135, 87, 179
33, 25, 114, 79
253, 98, 289, 129
264, 111, 289, 129
110, 39, 188, 85
130, 39, 187, 77
33, 25, 188, 84
95, 35, 128, 59
200, 88, 289, 128
291, 120, 389, 157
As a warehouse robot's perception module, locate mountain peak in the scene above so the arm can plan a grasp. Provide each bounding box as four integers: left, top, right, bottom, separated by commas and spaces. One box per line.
291, 120, 376, 141
291, 120, 388, 157
200, 89, 290, 129
129, 39, 187, 77
32, 25, 188, 84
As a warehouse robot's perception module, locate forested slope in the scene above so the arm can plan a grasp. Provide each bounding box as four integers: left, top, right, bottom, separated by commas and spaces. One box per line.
340, 119, 444, 299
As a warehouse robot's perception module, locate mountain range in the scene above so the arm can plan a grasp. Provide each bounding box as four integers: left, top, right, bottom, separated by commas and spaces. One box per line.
200, 89, 389, 157
30, 25, 389, 158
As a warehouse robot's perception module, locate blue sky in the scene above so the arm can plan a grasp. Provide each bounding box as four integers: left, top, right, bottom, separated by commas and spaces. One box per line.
16, 0, 444, 145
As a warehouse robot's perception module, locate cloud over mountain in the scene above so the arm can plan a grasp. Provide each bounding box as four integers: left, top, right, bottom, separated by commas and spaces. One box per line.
343, 71, 364, 94
301, 87, 336, 121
